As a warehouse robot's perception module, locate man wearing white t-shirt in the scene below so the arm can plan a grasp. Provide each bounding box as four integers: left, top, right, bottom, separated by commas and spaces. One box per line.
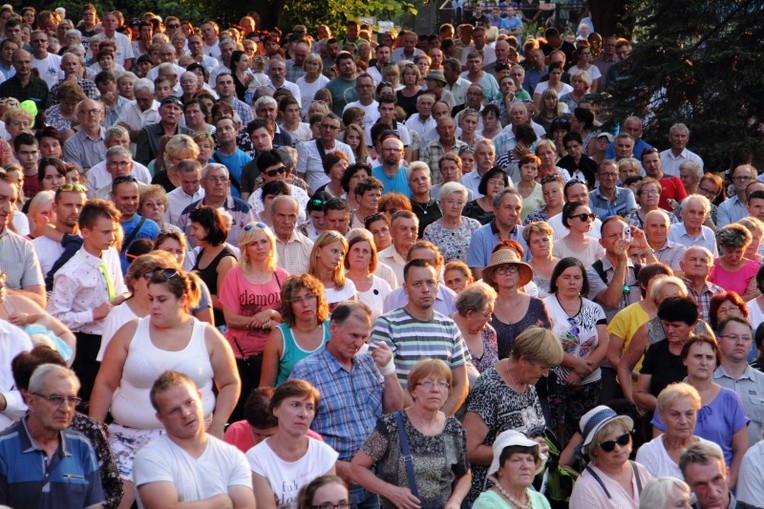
29, 30, 61, 89
343, 73, 379, 129
134, 371, 255, 509
101, 11, 134, 69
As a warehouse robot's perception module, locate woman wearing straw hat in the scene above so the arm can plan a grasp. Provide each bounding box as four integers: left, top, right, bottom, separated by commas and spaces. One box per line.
472, 430, 551, 509
569, 405, 653, 509
483, 249, 550, 359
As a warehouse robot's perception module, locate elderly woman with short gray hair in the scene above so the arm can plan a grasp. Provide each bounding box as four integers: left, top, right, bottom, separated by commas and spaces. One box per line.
678, 160, 703, 196
710, 223, 761, 300
423, 181, 481, 263
452, 282, 499, 374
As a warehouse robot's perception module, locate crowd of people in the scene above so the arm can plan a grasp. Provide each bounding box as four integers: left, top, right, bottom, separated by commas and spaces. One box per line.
0, 3, 762, 509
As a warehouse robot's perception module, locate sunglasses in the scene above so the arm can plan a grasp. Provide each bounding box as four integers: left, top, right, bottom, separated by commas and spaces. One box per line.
142, 268, 180, 280
264, 165, 287, 177
574, 213, 596, 222
598, 432, 631, 452
309, 198, 326, 208
243, 222, 268, 231
113, 175, 138, 185
167, 23, 180, 29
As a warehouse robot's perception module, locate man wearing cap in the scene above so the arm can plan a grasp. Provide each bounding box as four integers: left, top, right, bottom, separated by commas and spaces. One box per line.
422, 70, 456, 110
343, 74, 379, 130
570, 405, 652, 507
247, 149, 308, 224
135, 96, 193, 166
680, 442, 738, 509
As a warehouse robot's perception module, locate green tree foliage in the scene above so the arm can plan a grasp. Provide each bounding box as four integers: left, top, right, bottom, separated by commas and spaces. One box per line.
603, 0, 764, 169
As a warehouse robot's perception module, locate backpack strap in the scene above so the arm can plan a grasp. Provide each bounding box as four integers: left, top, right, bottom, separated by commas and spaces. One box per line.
592, 259, 607, 283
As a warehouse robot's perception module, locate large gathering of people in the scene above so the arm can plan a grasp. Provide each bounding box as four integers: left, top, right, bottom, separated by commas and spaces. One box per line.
0, 3, 762, 509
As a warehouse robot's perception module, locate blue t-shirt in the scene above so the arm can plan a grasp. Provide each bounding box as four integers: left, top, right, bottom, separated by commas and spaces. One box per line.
372, 165, 412, 198
120, 214, 160, 273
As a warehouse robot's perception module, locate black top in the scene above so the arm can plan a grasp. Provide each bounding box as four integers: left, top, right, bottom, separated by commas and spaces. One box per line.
232, 73, 248, 102
410, 199, 442, 237
193, 245, 237, 326
151, 170, 177, 194
463, 199, 494, 225
640, 339, 687, 398
558, 154, 598, 189
396, 89, 424, 119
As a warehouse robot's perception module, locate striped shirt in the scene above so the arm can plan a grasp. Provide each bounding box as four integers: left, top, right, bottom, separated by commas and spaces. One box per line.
371, 307, 470, 388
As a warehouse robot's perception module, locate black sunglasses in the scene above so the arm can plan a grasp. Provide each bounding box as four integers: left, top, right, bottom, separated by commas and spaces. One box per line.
574, 213, 596, 222
113, 175, 138, 185
598, 432, 631, 452
264, 165, 287, 177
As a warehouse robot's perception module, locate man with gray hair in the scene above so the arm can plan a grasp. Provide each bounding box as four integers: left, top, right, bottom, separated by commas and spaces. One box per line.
166, 159, 205, 226
680, 442, 738, 509
254, 96, 293, 149
267, 57, 301, 107
116, 77, 160, 143
177, 163, 255, 248
272, 195, 313, 275
86, 125, 152, 192
63, 98, 106, 172
93, 145, 149, 200
669, 195, 719, 255
631, 208, 686, 272
660, 123, 704, 178
0, 364, 105, 508
679, 246, 722, 323
49, 52, 99, 105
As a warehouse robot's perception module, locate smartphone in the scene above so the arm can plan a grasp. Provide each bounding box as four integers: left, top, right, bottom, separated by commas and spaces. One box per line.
622, 226, 632, 243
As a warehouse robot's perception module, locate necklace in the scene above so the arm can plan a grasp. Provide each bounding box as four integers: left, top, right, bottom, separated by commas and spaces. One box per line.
411, 199, 434, 215
503, 361, 527, 392
493, 483, 531, 509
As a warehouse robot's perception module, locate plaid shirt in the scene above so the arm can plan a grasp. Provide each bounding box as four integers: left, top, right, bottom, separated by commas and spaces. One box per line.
0, 75, 49, 109
421, 138, 468, 185
683, 277, 724, 323
290, 348, 384, 460
285, 59, 306, 83
49, 78, 99, 105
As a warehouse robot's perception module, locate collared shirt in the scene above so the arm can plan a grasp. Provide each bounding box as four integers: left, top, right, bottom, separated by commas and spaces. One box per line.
49, 78, 99, 105
166, 186, 205, 226
714, 364, 764, 446
0, 75, 49, 110
296, 139, 356, 192
178, 196, 255, 248
0, 321, 32, 431
63, 128, 107, 171
378, 245, 407, 287
285, 59, 306, 83
0, 228, 43, 291
267, 79, 302, 107
421, 139, 468, 185
105, 32, 134, 66
248, 184, 308, 224
445, 77, 472, 107
47, 246, 126, 334
467, 221, 528, 270
668, 222, 719, 256
85, 160, 152, 192
290, 348, 384, 460
653, 239, 686, 272
371, 307, 470, 388
461, 169, 486, 199
737, 439, 764, 507
683, 277, 723, 323
659, 147, 704, 178
391, 47, 424, 64
103, 95, 130, 129
0, 416, 105, 509
383, 284, 458, 316
716, 195, 749, 228
115, 99, 161, 133
404, 113, 437, 142
275, 229, 313, 275
135, 122, 195, 166
590, 186, 638, 219
225, 96, 254, 126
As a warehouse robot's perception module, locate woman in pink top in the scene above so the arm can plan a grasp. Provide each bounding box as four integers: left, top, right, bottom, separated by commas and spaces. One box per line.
710, 224, 761, 300
220, 222, 288, 422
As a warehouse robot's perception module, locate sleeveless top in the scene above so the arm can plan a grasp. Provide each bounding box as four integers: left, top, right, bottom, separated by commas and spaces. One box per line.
110, 317, 215, 429
194, 245, 237, 326
276, 320, 331, 386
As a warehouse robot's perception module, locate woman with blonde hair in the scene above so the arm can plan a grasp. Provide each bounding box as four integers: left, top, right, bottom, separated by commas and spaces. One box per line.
220, 222, 288, 419
154, 134, 200, 192
296, 53, 331, 118
139, 185, 181, 233
25, 190, 55, 240
524, 220, 559, 298
308, 230, 357, 310
453, 282, 499, 374
259, 274, 331, 387
397, 62, 423, 117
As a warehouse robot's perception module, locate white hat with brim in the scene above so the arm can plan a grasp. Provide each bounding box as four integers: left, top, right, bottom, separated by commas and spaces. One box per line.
580, 405, 634, 451
488, 430, 545, 476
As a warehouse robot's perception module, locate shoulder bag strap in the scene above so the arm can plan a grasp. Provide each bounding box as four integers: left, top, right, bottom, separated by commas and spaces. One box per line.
121, 216, 147, 253
630, 461, 643, 495
584, 465, 611, 499
211, 152, 242, 193
394, 411, 420, 499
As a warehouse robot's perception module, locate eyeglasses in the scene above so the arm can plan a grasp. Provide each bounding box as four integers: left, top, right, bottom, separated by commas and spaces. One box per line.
309, 198, 326, 208
574, 213, 596, 221
733, 175, 752, 182
311, 501, 350, 509
597, 432, 631, 452
113, 175, 138, 185
32, 392, 82, 408
719, 334, 753, 343
417, 380, 450, 390
495, 265, 519, 275
108, 161, 131, 168
264, 165, 287, 177
320, 124, 340, 131
641, 190, 659, 196
167, 23, 180, 29
289, 294, 318, 305
244, 222, 268, 231
142, 268, 180, 280
59, 183, 88, 193
78, 108, 102, 115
